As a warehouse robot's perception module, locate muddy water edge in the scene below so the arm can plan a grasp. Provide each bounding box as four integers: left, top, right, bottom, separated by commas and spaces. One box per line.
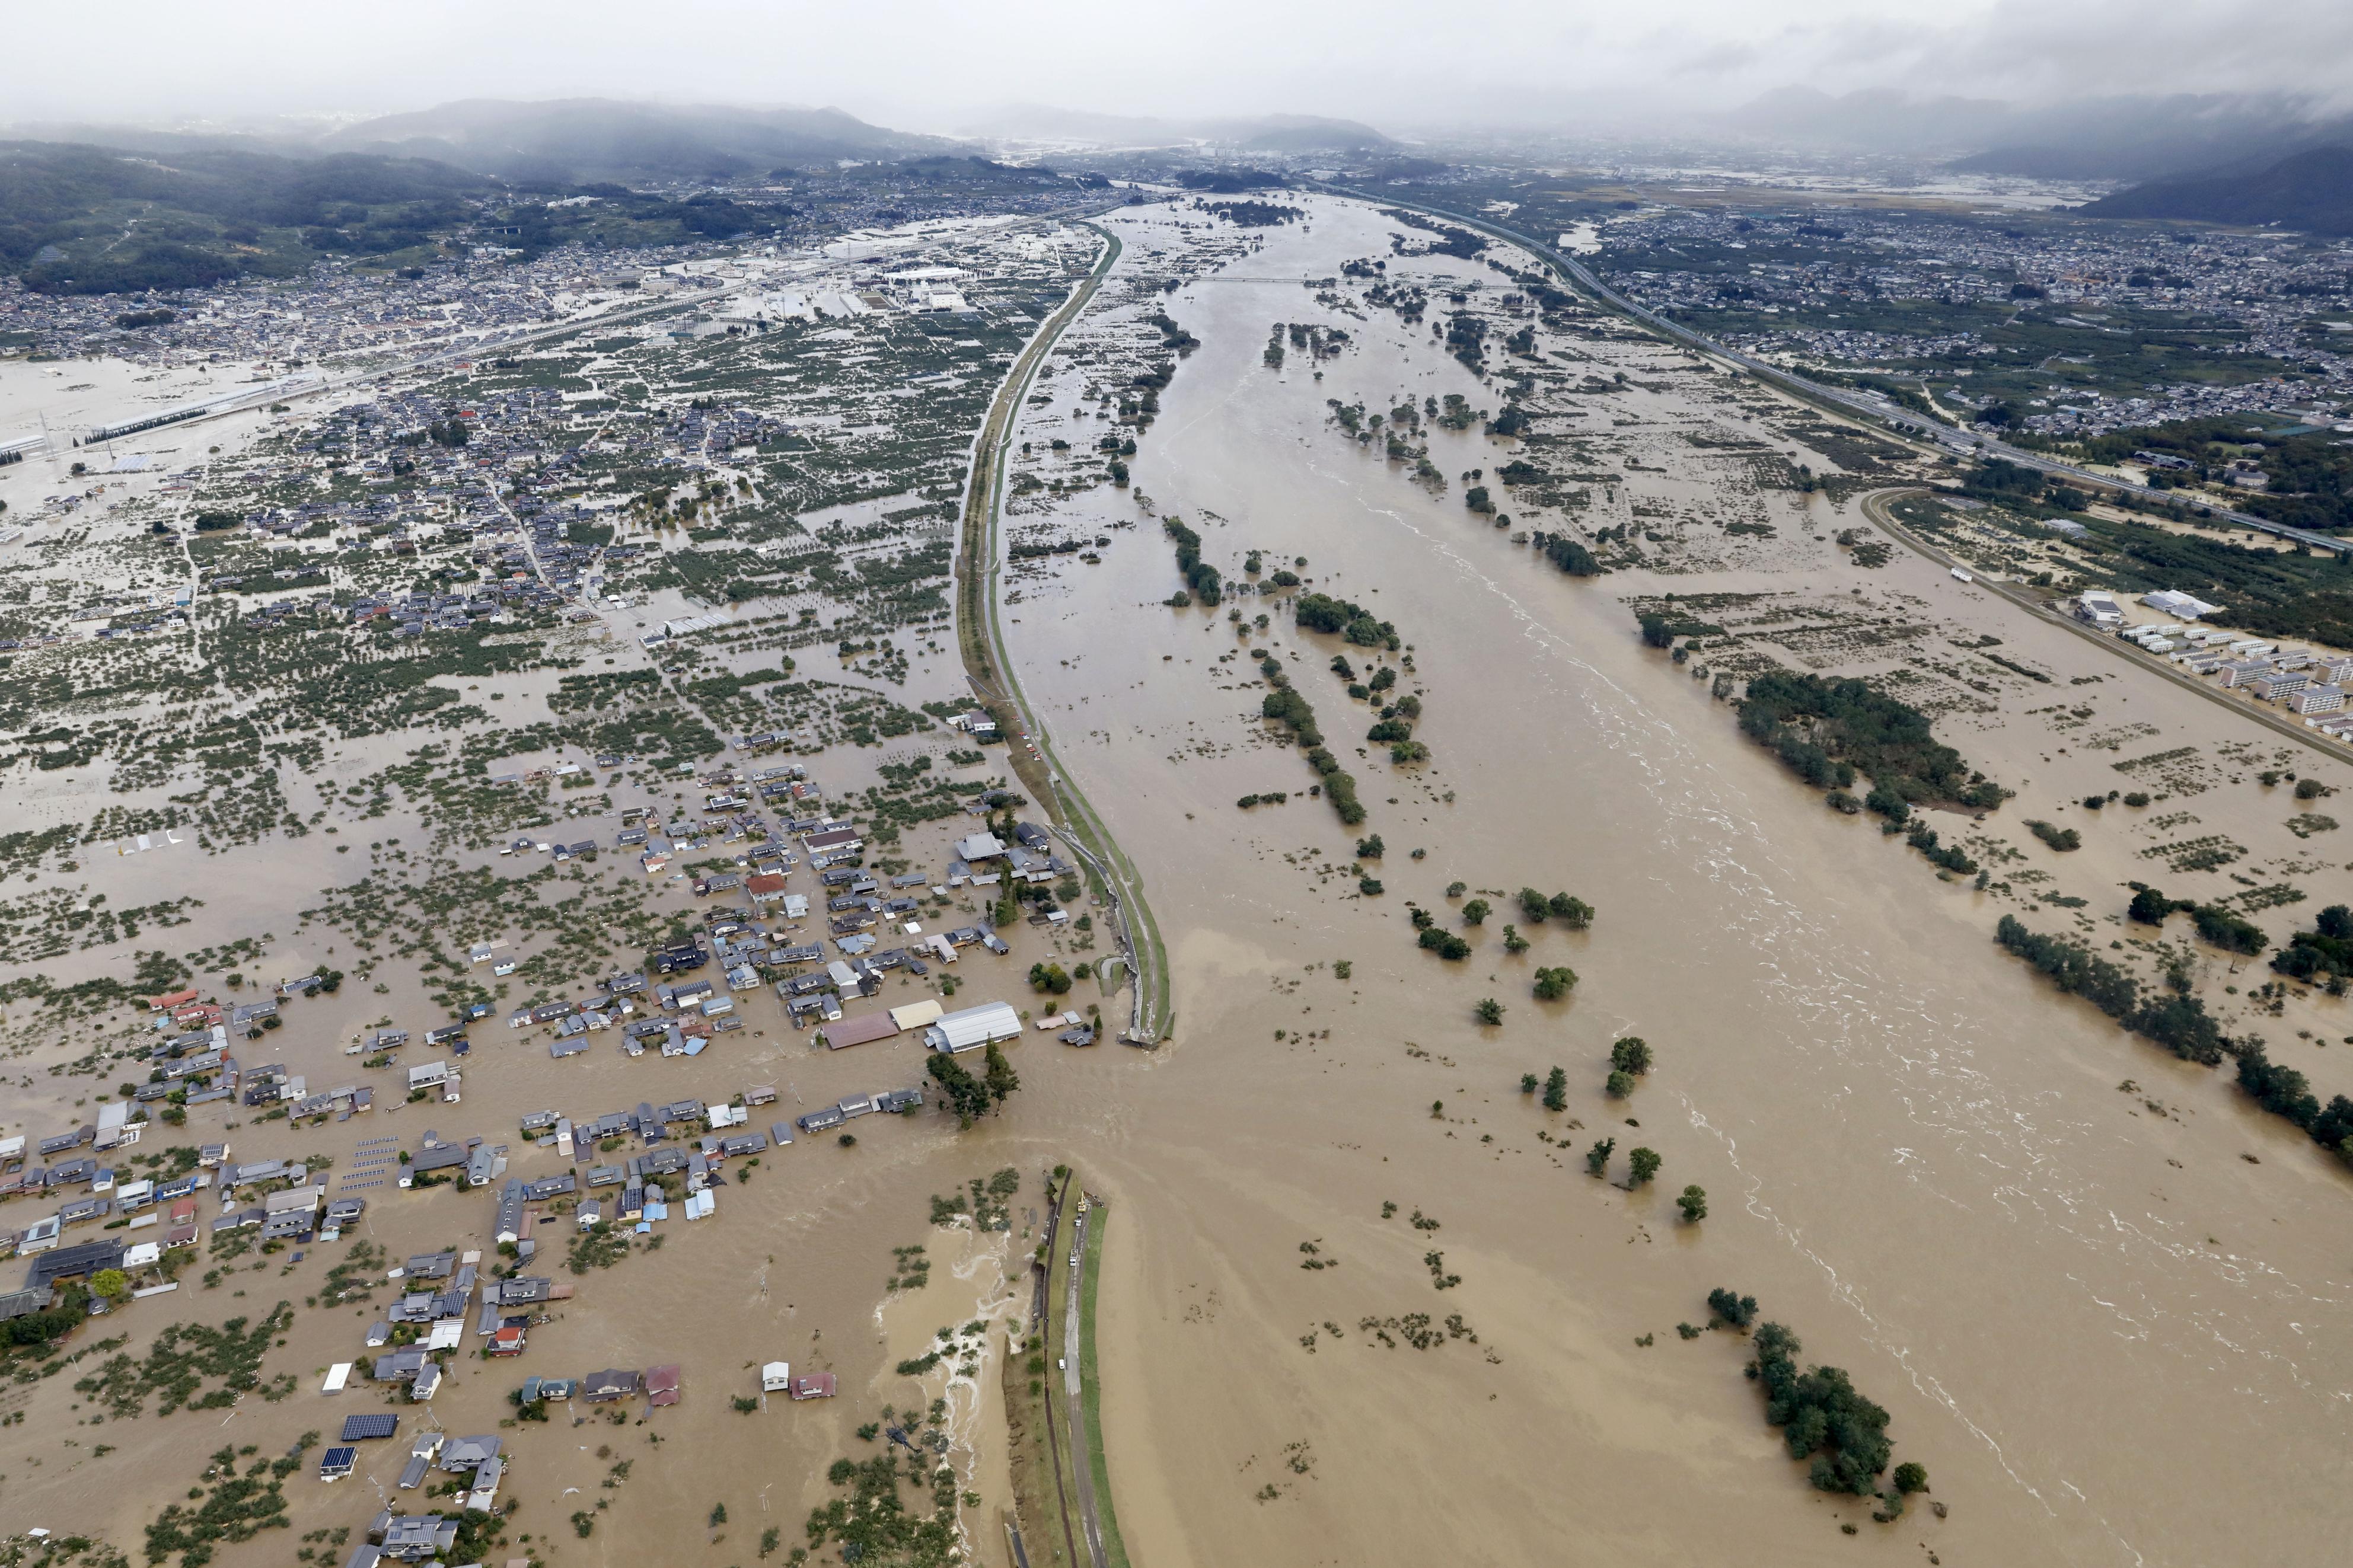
994, 196, 2353, 1567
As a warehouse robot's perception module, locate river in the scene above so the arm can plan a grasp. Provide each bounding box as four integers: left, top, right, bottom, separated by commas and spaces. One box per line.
993, 194, 2353, 1566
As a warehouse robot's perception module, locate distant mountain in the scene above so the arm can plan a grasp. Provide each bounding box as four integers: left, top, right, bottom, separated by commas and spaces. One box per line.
1723, 87, 2009, 154
1951, 97, 2353, 183
0, 139, 487, 293
321, 98, 954, 183
1233, 116, 1395, 155
2077, 145, 2353, 235
958, 104, 1392, 154
4, 122, 321, 161
1720, 87, 2353, 184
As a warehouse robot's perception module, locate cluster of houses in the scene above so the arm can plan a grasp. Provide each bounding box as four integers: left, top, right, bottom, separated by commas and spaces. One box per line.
324, 1426, 511, 1564
348, 1246, 548, 1401
3, 721, 1077, 1515
0, 1141, 374, 1309
2078, 589, 2353, 724
469, 793, 1050, 1059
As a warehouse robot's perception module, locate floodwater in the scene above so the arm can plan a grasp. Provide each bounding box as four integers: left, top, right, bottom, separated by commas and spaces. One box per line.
6, 191, 2351, 1568
992, 197, 2353, 1565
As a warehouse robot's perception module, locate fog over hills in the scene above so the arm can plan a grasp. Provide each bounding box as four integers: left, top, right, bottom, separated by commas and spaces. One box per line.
956, 105, 1394, 153
1720, 85, 2353, 185
320, 98, 955, 184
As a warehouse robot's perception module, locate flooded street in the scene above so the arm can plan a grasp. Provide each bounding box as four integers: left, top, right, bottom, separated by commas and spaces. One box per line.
996, 197, 2353, 1565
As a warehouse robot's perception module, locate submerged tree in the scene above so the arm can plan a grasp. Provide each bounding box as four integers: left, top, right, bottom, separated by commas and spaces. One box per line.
1707, 1288, 1758, 1329
927, 1055, 995, 1126
983, 1042, 1021, 1108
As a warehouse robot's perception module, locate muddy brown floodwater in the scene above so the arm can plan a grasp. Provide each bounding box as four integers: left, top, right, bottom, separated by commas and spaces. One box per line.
994, 197, 2353, 1566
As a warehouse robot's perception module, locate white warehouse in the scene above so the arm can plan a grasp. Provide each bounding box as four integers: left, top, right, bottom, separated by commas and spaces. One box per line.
923, 1001, 1024, 1054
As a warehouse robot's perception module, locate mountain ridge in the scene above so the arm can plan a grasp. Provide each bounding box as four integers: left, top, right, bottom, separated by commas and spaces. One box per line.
320, 98, 956, 183
2077, 144, 2353, 235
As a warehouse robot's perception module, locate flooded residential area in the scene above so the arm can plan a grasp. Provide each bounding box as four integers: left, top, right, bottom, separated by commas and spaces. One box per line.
5, 80, 2353, 1568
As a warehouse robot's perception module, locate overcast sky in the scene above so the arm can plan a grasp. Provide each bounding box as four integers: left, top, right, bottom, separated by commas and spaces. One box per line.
10, 0, 2349, 135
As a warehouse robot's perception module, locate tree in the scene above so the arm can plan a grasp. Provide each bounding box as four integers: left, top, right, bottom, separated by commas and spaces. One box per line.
1517, 887, 1551, 923
1747, 1321, 1895, 1496
1707, 1288, 1758, 1329
1585, 1138, 1615, 1177
1532, 966, 1577, 1001
927, 1054, 993, 1126
1356, 834, 1385, 860
1417, 928, 1471, 960
1676, 1184, 1708, 1222
1892, 1462, 1928, 1495
91, 1268, 130, 1303
1542, 1066, 1568, 1112
1474, 997, 1504, 1026
1519, 1072, 1539, 1094
1605, 1070, 1635, 1098
1461, 898, 1490, 925
1609, 1037, 1651, 1075
1547, 892, 1593, 929
1627, 1147, 1661, 1187
984, 1042, 1021, 1108
2128, 886, 2174, 925
1501, 924, 1529, 954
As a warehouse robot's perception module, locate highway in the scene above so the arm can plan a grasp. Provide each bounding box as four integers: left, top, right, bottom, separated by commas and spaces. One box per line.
1327, 186, 2351, 557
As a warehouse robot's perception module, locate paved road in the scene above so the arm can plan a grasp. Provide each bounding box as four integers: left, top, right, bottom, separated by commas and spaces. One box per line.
954, 219, 1172, 1044
1329, 187, 2351, 558
1032, 1179, 1081, 1568
1860, 487, 2352, 761
1061, 1200, 1109, 1568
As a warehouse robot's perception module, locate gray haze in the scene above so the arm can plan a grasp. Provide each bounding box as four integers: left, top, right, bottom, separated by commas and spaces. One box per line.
10, 0, 2351, 135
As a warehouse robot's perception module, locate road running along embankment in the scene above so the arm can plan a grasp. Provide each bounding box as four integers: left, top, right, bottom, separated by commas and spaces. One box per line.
1858, 487, 2353, 764
954, 217, 1174, 1045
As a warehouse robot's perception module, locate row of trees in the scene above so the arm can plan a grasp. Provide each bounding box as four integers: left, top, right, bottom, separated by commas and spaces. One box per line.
1994, 915, 2227, 1064
1255, 651, 1364, 826
1162, 516, 1222, 606
1997, 915, 2353, 1166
